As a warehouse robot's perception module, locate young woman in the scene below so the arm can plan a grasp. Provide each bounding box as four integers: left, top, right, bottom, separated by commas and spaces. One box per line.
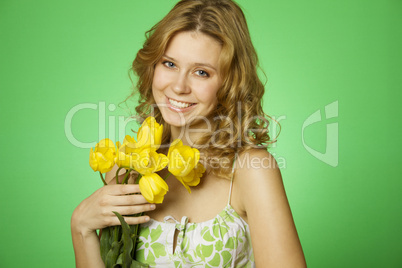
71, 0, 306, 267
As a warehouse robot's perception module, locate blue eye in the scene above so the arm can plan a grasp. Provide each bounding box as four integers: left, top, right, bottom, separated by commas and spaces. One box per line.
196, 70, 209, 77
163, 61, 175, 68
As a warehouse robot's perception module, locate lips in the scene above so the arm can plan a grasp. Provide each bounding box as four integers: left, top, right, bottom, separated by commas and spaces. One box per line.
167, 97, 196, 111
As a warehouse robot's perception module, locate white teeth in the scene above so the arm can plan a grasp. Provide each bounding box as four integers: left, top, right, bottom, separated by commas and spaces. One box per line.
168, 98, 194, 108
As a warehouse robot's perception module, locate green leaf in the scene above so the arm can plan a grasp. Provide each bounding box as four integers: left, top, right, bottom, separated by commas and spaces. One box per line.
100, 227, 111, 263
130, 260, 149, 268
109, 226, 121, 245
131, 215, 143, 259
113, 211, 133, 268
110, 213, 149, 268
116, 253, 123, 265
105, 240, 123, 268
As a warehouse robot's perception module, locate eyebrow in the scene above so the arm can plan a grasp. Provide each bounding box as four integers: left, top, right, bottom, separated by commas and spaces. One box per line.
162, 55, 218, 71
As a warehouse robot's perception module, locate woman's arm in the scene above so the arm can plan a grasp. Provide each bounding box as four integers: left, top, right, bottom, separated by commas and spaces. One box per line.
71, 168, 155, 268
235, 149, 306, 268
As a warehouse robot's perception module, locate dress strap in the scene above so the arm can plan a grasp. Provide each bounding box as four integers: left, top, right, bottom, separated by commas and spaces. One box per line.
227, 153, 237, 205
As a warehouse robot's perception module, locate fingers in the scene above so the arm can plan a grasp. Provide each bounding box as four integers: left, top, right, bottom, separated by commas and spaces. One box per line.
111, 203, 156, 216
111, 194, 149, 206
89, 184, 157, 229
123, 215, 151, 225
107, 215, 151, 226
97, 186, 149, 207
104, 184, 141, 195
98, 203, 155, 228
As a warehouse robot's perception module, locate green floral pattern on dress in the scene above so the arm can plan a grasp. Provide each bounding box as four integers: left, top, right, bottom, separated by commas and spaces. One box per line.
135, 204, 255, 267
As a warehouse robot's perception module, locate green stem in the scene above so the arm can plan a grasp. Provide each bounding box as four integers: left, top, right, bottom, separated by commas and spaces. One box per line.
132, 212, 144, 254
135, 174, 142, 184
99, 172, 107, 185
162, 172, 171, 181
122, 169, 131, 184
114, 225, 119, 241
115, 166, 125, 184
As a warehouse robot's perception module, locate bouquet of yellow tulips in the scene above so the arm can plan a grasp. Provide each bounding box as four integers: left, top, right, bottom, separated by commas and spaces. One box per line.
89, 117, 205, 268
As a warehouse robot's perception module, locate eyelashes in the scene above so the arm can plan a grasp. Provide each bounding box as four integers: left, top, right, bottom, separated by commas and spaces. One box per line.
162, 61, 210, 78
195, 70, 209, 77
163, 61, 176, 68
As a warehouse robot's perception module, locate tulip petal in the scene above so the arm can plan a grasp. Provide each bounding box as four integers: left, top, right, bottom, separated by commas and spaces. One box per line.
89, 139, 116, 173
176, 176, 192, 193
139, 173, 168, 204
151, 173, 169, 191
173, 162, 205, 193
89, 148, 98, 172
136, 117, 163, 150
139, 177, 154, 203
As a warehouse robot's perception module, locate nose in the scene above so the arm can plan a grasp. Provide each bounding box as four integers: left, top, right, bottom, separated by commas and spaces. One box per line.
172, 71, 191, 94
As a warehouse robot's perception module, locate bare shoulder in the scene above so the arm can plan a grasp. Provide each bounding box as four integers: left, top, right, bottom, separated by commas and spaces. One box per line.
234, 149, 306, 267
236, 148, 280, 169
232, 148, 285, 218
234, 148, 282, 191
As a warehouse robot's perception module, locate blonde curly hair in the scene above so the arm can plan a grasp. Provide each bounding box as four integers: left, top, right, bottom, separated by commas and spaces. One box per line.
129, 0, 279, 178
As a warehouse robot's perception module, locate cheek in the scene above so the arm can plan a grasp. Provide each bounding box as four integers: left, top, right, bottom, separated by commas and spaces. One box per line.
198, 84, 219, 106
152, 70, 161, 92
152, 66, 168, 92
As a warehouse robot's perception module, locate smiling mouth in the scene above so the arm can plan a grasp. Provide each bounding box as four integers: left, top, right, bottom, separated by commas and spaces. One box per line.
168, 97, 196, 109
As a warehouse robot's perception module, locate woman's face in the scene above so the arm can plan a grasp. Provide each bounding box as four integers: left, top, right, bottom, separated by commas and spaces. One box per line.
152, 31, 222, 129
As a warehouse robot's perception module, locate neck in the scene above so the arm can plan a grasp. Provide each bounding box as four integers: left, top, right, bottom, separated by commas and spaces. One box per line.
170, 118, 212, 147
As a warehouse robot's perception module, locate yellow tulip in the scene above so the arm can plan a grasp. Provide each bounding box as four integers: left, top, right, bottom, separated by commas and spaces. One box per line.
139, 173, 169, 203
137, 117, 163, 149
115, 151, 132, 169
131, 148, 168, 175
168, 139, 200, 177
115, 138, 148, 168
176, 163, 206, 193
119, 135, 138, 153
120, 117, 163, 152
115, 141, 135, 169
89, 138, 116, 173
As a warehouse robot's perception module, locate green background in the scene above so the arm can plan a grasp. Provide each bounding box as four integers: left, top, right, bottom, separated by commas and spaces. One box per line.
1, 0, 401, 267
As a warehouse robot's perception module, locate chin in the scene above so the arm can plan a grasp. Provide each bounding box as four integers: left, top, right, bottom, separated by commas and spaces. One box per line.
160, 110, 187, 128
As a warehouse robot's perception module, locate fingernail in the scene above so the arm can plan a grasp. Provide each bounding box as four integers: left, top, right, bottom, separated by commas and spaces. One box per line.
150, 204, 156, 209
145, 216, 150, 221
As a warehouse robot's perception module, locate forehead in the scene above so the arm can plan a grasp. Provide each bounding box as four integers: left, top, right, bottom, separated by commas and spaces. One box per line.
164, 31, 222, 68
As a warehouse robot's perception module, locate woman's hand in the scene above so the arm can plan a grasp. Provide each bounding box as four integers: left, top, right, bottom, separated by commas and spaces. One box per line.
71, 184, 155, 237
71, 182, 156, 268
